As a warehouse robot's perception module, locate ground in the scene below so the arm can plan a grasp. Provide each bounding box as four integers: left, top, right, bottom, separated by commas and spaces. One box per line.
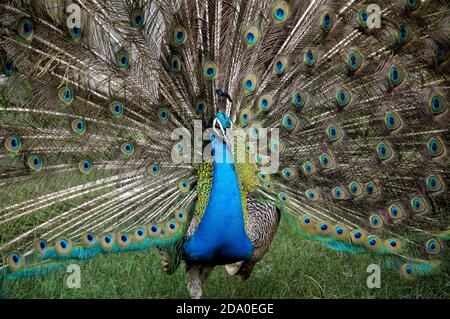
2, 216, 449, 299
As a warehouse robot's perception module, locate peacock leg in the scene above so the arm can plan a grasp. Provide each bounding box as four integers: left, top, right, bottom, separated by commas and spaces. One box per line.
186, 263, 203, 299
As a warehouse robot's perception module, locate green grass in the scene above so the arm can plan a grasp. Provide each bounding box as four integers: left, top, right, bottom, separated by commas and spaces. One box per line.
2, 217, 449, 299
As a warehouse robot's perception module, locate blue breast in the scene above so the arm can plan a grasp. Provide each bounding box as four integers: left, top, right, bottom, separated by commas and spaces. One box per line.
184, 139, 253, 264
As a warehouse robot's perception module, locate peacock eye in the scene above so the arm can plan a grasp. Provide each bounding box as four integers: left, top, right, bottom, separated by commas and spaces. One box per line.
292, 90, 308, 109
239, 108, 253, 125
425, 239, 441, 255
110, 101, 124, 117
388, 203, 403, 220
271, 1, 290, 23
278, 192, 290, 204
175, 210, 188, 223
173, 25, 188, 45
336, 87, 352, 107
82, 233, 97, 246
426, 174, 443, 193
326, 125, 343, 142
100, 234, 115, 250
3, 59, 15, 76
302, 161, 316, 176
35, 239, 48, 254
404, 0, 421, 12
148, 163, 161, 176
369, 214, 383, 228
121, 142, 135, 156
69, 26, 82, 39
388, 64, 405, 87
320, 11, 336, 32
410, 195, 428, 214
7, 251, 24, 271
131, 8, 145, 29
384, 112, 403, 131
18, 18, 34, 42
427, 137, 445, 158
116, 50, 130, 69
281, 167, 296, 181
264, 181, 274, 192
282, 113, 298, 131
158, 107, 170, 122
347, 50, 363, 72
348, 181, 363, 197
5, 135, 22, 153
71, 119, 87, 135
243, 26, 260, 47
58, 86, 74, 106
195, 98, 207, 114
170, 55, 182, 73
366, 182, 378, 196
304, 48, 318, 66
203, 61, 219, 79
273, 55, 288, 75
358, 9, 368, 28
166, 220, 179, 234
306, 189, 319, 202
366, 235, 381, 251
178, 178, 190, 193
56, 238, 72, 256
258, 94, 273, 111
332, 186, 346, 200
28, 154, 44, 172
376, 141, 394, 161
79, 160, 93, 175
149, 225, 160, 236
434, 41, 448, 63
242, 74, 258, 93
429, 93, 446, 116
398, 24, 412, 45
319, 153, 335, 169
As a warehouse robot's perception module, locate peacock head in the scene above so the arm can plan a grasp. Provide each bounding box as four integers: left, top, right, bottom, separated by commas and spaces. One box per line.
212, 112, 234, 150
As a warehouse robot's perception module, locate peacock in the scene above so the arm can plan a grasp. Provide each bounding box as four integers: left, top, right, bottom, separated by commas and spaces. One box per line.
0, 0, 449, 299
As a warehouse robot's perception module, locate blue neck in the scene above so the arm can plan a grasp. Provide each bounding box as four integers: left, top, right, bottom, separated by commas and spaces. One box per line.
183, 139, 253, 263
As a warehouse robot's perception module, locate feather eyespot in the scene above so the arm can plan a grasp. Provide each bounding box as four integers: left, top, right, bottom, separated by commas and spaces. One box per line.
357, 9, 369, 28
82, 233, 97, 246
5, 135, 22, 153
239, 108, 253, 126
117, 233, 131, 248
388, 64, 406, 87
426, 174, 444, 193
346, 50, 363, 72
369, 214, 383, 229
69, 26, 82, 39
282, 113, 298, 131
170, 55, 182, 73
365, 182, 379, 196
326, 125, 343, 142
302, 161, 316, 176
195, 98, 207, 115
110, 101, 124, 117
281, 167, 296, 181
376, 141, 394, 161
384, 112, 402, 131
7, 251, 24, 271
158, 107, 170, 123
304, 48, 318, 66
350, 229, 366, 245
148, 163, 161, 177
173, 25, 188, 45
134, 227, 147, 242
203, 61, 218, 79
166, 220, 180, 234
3, 59, 15, 76
292, 90, 308, 109
242, 74, 258, 93
427, 137, 445, 158
148, 224, 160, 237
428, 93, 446, 116
131, 8, 145, 29
433, 41, 448, 64
425, 239, 441, 255
258, 94, 273, 111
121, 142, 135, 156
365, 235, 381, 251
116, 50, 130, 69
348, 181, 363, 197
18, 18, 34, 42
388, 203, 403, 220
320, 11, 336, 32
243, 26, 260, 47
332, 186, 346, 200
59, 87, 74, 106
277, 192, 290, 204
319, 152, 335, 169
100, 234, 115, 250
305, 189, 319, 202
270, 1, 290, 23
336, 87, 352, 107
404, 0, 421, 12
35, 239, 48, 255
79, 160, 93, 175
71, 119, 87, 135
410, 195, 428, 214
398, 25, 412, 45
273, 56, 288, 75
28, 154, 44, 172
55, 238, 72, 256
178, 179, 190, 193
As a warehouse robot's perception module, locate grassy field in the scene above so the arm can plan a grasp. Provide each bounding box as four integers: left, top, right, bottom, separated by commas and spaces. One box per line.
2, 216, 449, 299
